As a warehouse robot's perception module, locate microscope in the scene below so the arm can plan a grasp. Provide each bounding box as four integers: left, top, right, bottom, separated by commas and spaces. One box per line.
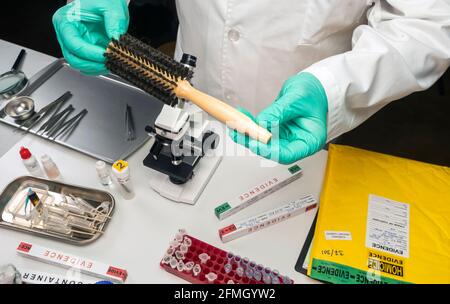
143, 54, 222, 204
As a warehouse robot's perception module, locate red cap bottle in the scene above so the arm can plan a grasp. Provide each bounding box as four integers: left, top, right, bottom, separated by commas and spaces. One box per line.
20, 146, 41, 175
20, 147, 32, 160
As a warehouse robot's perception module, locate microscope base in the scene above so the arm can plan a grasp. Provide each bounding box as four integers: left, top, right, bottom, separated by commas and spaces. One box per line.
149, 154, 222, 205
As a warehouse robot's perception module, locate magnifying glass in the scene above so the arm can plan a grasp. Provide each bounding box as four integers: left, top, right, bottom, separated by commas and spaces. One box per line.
0, 49, 28, 100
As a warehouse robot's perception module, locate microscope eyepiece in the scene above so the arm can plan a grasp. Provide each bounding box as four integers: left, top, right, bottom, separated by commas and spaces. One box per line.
181, 54, 197, 68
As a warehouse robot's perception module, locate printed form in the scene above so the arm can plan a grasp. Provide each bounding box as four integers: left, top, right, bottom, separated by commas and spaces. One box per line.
366, 194, 410, 258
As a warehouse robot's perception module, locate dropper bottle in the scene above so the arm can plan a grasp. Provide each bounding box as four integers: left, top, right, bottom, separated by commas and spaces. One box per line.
41, 154, 61, 180
19, 147, 43, 176
96, 161, 112, 186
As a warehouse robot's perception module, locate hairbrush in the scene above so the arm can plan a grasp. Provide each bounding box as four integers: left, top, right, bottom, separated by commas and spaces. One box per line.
104, 34, 272, 144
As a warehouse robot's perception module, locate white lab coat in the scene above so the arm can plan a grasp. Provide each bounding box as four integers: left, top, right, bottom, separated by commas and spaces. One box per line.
174, 0, 450, 141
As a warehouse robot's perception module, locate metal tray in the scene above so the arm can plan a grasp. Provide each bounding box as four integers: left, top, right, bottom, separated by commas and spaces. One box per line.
0, 59, 163, 163
0, 176, 115, 245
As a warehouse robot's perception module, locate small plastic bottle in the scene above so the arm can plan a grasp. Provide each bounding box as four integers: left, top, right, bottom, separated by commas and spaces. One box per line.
112, 160, 135, 200
19, 147, 43, 176
41, 154, 61, 180
95, 161, 112, 186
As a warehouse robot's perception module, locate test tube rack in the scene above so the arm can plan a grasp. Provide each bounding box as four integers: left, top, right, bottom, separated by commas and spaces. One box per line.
160, 231, 294, 284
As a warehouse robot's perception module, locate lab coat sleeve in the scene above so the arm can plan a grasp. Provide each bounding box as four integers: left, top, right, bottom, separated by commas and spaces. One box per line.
304, 0, 450, 142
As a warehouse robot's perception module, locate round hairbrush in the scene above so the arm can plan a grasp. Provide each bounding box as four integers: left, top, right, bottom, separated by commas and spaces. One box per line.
105, 34, 272, 144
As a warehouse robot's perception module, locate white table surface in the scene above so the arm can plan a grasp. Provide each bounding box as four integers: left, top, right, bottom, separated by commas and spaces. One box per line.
0, 40, 328, 284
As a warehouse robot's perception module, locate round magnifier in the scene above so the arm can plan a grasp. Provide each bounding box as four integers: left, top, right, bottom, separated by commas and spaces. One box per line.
0, 49, 28, 99
0, 71, 28, 97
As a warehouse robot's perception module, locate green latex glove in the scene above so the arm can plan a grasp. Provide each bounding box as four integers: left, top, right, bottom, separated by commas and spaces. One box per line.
52, 0, 129, 75
230, 72, 328, 164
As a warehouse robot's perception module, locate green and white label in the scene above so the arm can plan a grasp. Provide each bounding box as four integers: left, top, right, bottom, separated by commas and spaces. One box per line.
310, 259, 410, 284
215, 202, 231, 218
288, 165, 301, 174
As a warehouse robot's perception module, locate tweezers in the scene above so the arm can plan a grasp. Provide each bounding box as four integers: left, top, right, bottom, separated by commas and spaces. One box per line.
36, 95, 73, 135
125, 103, 136, 141
14, 91, 72, 133
50, 109, 88, 141
45, 105, 75, 137
37, 104, 74, 135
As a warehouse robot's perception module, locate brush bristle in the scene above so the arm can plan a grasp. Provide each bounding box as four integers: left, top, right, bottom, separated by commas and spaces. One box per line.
105, 34, 193, 106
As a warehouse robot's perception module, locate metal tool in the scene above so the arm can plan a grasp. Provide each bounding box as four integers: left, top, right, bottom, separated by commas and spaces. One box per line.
125, 103, 135, 141
37, 104, 74, 135
55, 112, 85, 141
45, 105, 75, 137
50, 109, 88, 141
35, 97, 70, 134
19, 59, 62, 97
0, 49, 28, 100
14, 91, 72, 133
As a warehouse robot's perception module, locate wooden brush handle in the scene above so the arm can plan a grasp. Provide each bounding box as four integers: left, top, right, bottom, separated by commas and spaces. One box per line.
174, 80, 272, 144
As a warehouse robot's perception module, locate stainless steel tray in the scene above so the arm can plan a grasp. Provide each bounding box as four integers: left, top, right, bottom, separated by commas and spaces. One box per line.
0, 59, 163, 163
0, 176, 115, 245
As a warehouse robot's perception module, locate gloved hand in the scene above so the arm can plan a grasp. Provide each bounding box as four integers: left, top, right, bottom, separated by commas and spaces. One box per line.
52, 0, 129, 75
230, 72, 328, 164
